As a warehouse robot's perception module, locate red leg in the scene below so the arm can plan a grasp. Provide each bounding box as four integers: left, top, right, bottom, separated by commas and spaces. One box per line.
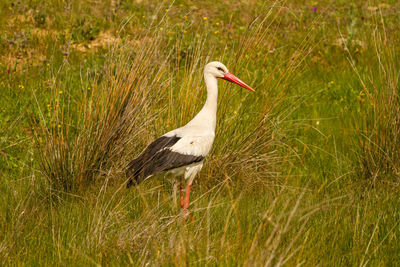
184, 184, 191, 210
181, 184, 194, 221
183, 184, 194, 220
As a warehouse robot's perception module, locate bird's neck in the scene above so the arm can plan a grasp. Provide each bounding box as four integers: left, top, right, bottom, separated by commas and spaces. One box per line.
187, 73, 218, 132
203, 73, 218, 118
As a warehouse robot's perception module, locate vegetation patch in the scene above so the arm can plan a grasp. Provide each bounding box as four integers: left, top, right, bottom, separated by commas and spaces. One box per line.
1, 0, 400, 265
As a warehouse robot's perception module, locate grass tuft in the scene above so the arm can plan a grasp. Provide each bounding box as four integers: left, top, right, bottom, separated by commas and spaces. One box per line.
352, 18, 400, 183
33, 28, 172, 191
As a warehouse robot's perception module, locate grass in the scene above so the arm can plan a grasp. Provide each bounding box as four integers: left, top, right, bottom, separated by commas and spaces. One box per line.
1, 0, 400, 265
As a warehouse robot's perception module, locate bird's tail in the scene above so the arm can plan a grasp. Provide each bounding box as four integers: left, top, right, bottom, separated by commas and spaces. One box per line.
125, 169, 136, 188
126, 177, 135, 188
126, 157, 144, 188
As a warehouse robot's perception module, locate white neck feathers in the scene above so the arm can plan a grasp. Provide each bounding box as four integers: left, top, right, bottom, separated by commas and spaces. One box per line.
186, 73, 218, 132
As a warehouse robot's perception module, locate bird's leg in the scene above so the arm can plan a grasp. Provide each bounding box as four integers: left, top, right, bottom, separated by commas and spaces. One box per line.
184, 184, 191, 209
182, 183, 194, 221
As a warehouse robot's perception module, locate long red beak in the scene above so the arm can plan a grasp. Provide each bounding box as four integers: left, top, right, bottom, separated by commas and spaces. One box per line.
220, 72, 255, 92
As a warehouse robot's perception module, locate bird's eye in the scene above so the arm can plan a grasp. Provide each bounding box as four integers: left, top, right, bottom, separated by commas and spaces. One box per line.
217, 67, 224, 72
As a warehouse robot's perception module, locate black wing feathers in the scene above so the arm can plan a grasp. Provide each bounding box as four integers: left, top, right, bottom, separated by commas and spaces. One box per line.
126, 136, 180, 181
126, 135, 203, 187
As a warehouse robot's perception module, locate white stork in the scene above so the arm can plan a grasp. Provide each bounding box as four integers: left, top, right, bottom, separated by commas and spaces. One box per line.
126, 61, 255, 214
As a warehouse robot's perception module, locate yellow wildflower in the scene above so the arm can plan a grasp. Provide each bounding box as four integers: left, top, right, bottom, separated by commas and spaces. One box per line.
216, 22, 220, 26
203, 16, 208, 20
18, 84, 24, 89
59, 90, 63, 94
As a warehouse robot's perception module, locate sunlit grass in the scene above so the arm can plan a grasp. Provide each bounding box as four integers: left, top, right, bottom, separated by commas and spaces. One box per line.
351, 19, 400, 183
1, 0, 400, 266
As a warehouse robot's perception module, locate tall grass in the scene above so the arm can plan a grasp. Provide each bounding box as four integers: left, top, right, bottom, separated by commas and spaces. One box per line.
4, 1, 400, 265
33, 26, 175, 191
22, 6, 318, 265
33, 6, 307, 192
352, 18, 400, 183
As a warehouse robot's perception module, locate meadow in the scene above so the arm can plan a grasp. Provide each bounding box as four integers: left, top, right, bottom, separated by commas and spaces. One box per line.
0, 0, 399, 265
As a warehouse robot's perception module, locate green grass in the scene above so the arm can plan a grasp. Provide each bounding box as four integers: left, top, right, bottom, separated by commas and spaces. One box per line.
1, 0, 400, 265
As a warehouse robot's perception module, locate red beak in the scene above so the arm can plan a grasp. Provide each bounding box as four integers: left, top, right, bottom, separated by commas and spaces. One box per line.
220, 72, 255, 92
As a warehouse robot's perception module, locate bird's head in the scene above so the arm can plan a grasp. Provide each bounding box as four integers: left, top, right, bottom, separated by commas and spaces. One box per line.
204, 61, 255, 92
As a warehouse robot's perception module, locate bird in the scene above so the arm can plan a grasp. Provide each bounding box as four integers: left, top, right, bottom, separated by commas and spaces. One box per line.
126, 61, 255, 214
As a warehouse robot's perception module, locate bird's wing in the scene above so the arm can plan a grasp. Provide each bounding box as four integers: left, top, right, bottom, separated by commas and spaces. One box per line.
126, 135, 181, 183
126, 134, 212, 186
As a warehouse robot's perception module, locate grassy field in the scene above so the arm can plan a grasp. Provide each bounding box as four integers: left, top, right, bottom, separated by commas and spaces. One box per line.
1, 0, 400, 265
